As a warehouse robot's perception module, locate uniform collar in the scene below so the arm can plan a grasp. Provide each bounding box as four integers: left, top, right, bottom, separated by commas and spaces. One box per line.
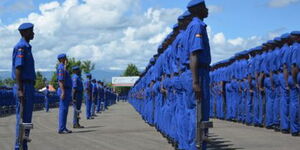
20, 37, 31, 47
193, 17, 207, 27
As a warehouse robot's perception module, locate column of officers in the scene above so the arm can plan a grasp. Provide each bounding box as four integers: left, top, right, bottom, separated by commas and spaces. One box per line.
129, 0, 212, 150
56, 54, 117, 133
12, 23, 117, 150
210, 31, 300, 136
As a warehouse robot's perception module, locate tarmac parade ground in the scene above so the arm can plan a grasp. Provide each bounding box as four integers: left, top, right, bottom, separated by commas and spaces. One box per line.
0, 102, 299, 150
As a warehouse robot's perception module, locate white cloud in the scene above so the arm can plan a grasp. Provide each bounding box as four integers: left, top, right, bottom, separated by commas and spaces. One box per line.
0, 0, 285, 72
208, 5, 223, 14
0, 0, 181, 71
268, 0, 299, 8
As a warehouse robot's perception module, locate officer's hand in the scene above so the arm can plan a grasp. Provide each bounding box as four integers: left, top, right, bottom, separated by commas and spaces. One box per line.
250, 89, 254, 93
285, 86, 290, 90
193, 83, 202, 102
296, 84, 300, 89
61, 92, 65, 100
18, 89, 25, 104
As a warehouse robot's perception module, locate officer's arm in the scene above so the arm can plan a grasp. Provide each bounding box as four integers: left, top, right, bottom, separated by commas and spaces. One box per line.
16, 67, 24, 101
190, 51, 202, 101
59, 81, 65, 93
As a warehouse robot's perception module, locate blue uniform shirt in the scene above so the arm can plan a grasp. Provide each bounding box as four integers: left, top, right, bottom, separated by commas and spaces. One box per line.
57, 63, 72, 88
291, 42, 300, 67
72, 74, 83, 91
11, 38, 36, 81
186, 17, 211, 65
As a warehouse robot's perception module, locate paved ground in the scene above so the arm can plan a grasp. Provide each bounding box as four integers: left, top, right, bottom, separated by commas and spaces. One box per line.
0, 102, 173, 150
208, 119, 300, 150
0, 102, 299, 150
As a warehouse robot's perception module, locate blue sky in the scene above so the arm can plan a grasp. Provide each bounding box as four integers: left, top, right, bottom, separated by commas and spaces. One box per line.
1, 0, 299, 38
0, 0, 299, 72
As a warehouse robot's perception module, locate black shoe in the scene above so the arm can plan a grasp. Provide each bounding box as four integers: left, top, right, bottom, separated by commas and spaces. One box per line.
281, 129, 290, 134
65, 129, 72, 133
77, 124, 84, 128
73, 124, 79, 128
58, 130, 70, 134
291, 132, 299, 136
266, 126, 273, 129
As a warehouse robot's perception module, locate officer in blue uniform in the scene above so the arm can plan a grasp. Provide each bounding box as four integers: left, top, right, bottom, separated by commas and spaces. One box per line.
186, 0, 211, 149
91, 79, 98, 117
289, 31, 300, 136
57, 53, 72, 134
84, 73, 93, 119
44, 85, 50, 112
96, 80, 103, 113
72, 66, 84, 128
12, 23, 36, 150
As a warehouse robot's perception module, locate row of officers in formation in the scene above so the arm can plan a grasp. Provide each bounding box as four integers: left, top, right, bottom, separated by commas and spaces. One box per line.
209, 31, 300, 136
11, 23, 117, 150
129, 0, 212, 150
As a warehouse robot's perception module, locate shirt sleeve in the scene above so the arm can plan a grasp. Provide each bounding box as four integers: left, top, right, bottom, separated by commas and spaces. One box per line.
57, 66, 65, 81
14, 47, 25, 68
72, 76, 78, 89
189, 24, 205, 53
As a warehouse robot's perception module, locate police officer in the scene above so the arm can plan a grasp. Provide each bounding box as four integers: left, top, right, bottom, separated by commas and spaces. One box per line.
12, 22, 36, 150
186, 0, 211, 149
57, 53, 72, 134
91, 79, 98, 117
44, 85, 50, 112
72, 66, 84, 128
84, 73, 93, 119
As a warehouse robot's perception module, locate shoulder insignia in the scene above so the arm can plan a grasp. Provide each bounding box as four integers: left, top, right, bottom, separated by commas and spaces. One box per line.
196, 34, 202, 38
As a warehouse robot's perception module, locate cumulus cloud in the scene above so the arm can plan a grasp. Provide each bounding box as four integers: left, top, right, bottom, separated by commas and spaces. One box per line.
208, 5, 223, 14
0, 0, 181, 71
268, 0, 300, 8
0, 0, 283, 72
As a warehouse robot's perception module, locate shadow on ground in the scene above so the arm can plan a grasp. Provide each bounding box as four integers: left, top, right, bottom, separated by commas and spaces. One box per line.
207, 133, 244, 150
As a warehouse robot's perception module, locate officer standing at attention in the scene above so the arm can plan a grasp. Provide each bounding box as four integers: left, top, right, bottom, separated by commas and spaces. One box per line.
91, 79, 98, 117
186, 0, 211, 149
44, 85, 50, 112
85, 73, 93, 119
72, 66, 84, 128
12, 22, 36, 150
57, 53, 72, 134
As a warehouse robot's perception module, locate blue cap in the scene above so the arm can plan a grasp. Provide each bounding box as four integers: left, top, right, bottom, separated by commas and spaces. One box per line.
18, 23, 34, 31
173, 23, 179, 29
72, 66, 79, 70
86, 73, 91, 77
255, 46, 263, 50
240, 50, 249, 55
187, 0, 205, 8
150, 57, 155, 63
267, 40, 275, 44
281, 33, 290, 39
178, 10, 191, 20
274, 37, 281, 42
57, 53, 66, 59
291, 31, 300, 35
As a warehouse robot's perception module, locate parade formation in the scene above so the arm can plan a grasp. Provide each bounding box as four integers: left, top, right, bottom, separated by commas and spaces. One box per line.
0, 0, 299, 150
128, 0, 213, 150
9, 23, 117, 150
210, 31, 300, 136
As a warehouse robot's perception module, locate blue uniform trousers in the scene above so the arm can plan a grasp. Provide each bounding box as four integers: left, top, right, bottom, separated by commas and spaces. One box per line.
58, 88, 71, 132
73, 92, 83, 125
14, 83, 34, 150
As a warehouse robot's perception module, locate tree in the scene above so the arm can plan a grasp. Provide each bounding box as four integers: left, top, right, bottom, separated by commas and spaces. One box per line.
123, 64, 140, 76
1, 78, 16, 87
116, 64, 140, 94
35, 71, 47, 90
81, 60, 95, 74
